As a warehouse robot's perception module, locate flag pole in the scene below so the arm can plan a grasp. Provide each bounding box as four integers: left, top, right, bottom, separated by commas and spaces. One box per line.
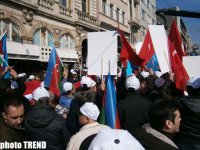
101, 57, 103, 82
0, 30, 7, 41
0, 53, 9, 67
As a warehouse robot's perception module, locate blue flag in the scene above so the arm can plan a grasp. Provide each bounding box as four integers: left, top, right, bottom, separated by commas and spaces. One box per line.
0, 34, 10, 79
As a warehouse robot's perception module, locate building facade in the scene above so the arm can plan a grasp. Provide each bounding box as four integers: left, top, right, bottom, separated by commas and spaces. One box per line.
139, 0, 156, 41
0, 0, 100, 72
0, 0, 157, 73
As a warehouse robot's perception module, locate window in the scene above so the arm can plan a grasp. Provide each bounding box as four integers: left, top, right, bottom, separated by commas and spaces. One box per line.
141, 9, 145, 20
102, 0, 106, 14
0, 20, 21, 42
60, 0, 66, 7
147, 0, 150, 9
60, 34, 75, 50
129, 0, 132, 19
82, 0, 87, 13
33, 29, 54, 46
60, 0, 70, 8
110, 4, 113, 19
122, 11, 125, 24
116, 8, 120, 21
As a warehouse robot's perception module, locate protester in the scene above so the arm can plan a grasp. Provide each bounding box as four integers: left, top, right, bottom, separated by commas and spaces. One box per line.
68, 69, 79, 84
67, 76, 97, 135
59, 82, 74, 109
176, 78, 200, 150
0, 97, 25, 142
89, 128, 144, 150
0, 67, 31, 115
67, 102, 110, 150
135, 100, 181, 150
118, 74, 152, 136
25, 87, 71, 150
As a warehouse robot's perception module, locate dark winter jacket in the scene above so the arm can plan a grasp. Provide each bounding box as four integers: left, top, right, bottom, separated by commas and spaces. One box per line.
67, 91, 96, 135
135, 124, 178, 150
176, 96, 200, 144
0, 116, 26, 142
118, 91, 152, 136
25, 105, 70, 150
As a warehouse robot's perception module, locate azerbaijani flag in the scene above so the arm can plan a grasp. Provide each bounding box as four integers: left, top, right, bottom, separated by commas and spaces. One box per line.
0, 33, 10, 79
44, 47, 63, 96
99, 73, 121, 129
0, 54, 4, 65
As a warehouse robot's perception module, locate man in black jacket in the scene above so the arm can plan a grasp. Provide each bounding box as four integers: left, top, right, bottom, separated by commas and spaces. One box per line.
135, 100, 181, 150
176, 78, 200, 150
118, 74, 152, 136
25, 87, 71, 150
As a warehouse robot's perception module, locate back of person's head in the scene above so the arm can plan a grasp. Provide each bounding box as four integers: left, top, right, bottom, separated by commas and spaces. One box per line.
80, 76, 96, 91
74, 91, 96, 106
149, 99, 179, 131
32, 87, 50, 105
125, 75, 140, 91
186, 77, 200, 96
80, 102, 100, 121
63, 82, 73, 95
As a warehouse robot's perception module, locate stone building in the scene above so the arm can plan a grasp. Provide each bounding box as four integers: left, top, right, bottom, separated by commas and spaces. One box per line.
0, 0, 157, 73
0, 0, 99, 72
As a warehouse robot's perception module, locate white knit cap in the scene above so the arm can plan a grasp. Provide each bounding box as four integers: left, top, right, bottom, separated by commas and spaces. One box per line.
81, 76, 96, 88
154, 77, 165, 88
126, 75, 140, 90
32, 87, 50, 101
80, 102, 100, 120
29, 75, 35, 80
63, 82, 73, 92
140, 71, 149, 78
89, 128, 145, 150
18, 73, 26, 78
154, 71, 162, 78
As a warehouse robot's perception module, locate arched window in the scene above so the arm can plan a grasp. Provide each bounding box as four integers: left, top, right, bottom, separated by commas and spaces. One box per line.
60, 34, 75, 50
33, 28, 54, 46
0, 20, 21, 42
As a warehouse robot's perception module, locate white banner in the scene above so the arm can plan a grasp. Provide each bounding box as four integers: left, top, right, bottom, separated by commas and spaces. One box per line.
183, 56, 200, 78
87, 31, 118, 75
148, 25, 170, 74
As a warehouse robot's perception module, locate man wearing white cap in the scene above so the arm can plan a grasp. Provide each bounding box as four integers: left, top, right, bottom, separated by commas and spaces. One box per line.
59, 82, 74, 109
118, 74, 152, 136
67, 76, 97, 135
25, 87, 71, 150
67, 102, 110, 150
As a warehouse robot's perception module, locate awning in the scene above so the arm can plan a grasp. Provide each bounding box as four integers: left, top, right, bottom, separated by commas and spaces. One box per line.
6, 41, 78, 62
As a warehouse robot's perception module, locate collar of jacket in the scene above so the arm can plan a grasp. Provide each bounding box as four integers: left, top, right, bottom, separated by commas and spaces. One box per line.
142, 123, 178, 149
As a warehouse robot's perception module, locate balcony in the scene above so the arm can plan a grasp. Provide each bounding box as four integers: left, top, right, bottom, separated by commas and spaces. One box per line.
38, 0, 54, 10
76, 10, 97, 25
128, 17, 141, 30
59, 5, 72, 17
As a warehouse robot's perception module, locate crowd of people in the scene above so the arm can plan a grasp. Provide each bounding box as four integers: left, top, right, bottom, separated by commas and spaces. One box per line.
0, 66, 200, 150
